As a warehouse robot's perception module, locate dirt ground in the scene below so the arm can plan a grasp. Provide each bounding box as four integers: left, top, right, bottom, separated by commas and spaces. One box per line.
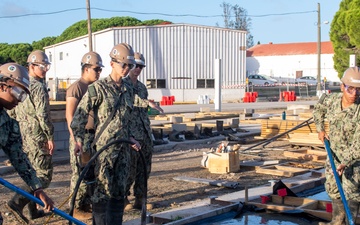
0, 136, 315, 225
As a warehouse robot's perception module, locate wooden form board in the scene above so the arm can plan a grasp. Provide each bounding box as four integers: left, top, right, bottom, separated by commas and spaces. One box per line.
247, 195, 332, 221
255, 162, 324, 177
284, 149, 327, 162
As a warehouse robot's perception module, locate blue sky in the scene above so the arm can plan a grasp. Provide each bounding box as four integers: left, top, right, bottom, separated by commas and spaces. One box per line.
0, 0, 341, 45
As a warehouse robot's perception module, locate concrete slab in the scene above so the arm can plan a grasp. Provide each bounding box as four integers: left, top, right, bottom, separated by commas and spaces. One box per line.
130, 169, 325, 225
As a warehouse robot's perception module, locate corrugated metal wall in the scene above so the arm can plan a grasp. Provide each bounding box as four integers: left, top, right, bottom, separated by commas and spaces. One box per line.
112, 24, 247, 89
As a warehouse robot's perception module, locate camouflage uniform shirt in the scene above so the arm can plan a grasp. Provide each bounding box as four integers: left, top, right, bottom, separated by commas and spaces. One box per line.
71, 75, 142, 202
123, 76, 152, 140
0, 108, 42, 190
8, 76, 54, 188
313, 92, 360, 200
10, 76, 54, 143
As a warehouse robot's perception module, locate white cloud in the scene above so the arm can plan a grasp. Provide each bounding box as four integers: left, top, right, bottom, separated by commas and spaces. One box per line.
0, 2, 31, 16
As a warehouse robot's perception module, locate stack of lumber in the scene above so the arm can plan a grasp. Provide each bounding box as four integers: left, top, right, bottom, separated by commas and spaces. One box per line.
283, 148, 327, 162
152, 112, 241, 134
288, 133, 323, 145
259, 119, 329, 143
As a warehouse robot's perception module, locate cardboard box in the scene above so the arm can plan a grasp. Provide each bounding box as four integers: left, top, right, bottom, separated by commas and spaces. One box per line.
208, 151, 240, 174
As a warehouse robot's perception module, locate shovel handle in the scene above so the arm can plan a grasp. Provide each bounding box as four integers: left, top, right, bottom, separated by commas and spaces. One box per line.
0, 178, 85, 225
324, 140, 354, 225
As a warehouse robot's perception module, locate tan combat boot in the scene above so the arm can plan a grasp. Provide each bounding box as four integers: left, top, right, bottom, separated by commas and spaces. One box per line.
134, 196, 153, 210
124, 197, 133, 211
318, 199, 345, 225
73, 208, 92, 220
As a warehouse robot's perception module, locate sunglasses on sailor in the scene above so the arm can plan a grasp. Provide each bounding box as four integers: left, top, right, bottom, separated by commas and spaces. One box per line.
114, 60, 135, 70
92, 67, 102, 73
344, 84, 360, 95
135, 64, 145, 69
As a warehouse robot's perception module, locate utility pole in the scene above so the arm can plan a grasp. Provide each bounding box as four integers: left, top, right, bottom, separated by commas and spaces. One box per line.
316, 2, 321, 96
86, 0, 93, 51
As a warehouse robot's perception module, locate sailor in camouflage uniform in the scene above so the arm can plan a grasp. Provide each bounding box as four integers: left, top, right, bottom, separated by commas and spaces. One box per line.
0, 63, 54, 224
7, 50, 55, 223
314, 67, 360, 225
123, 52, 164, 211
71, 43, 143, 225
66, 51, 103, 220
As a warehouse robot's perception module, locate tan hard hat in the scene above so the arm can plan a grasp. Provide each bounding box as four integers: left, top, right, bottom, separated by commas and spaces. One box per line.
109, 43, 136, 65
81, 51, 104, 67
134, 52, 146, 67
27, 50, 51, 65
0, 63, 30, 93
341, 67, 360, 87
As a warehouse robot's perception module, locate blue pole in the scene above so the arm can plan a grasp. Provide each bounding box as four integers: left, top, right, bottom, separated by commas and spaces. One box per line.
324, 139, 354, 225
0, 178, 85, 225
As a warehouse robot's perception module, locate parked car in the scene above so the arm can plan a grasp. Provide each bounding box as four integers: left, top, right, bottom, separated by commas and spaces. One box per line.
247, 74, 277, 85
271, 76, 296, 85
295, 76, 318, 85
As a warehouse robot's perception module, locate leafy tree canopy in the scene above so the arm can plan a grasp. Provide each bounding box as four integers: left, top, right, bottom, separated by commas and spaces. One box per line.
1, 16, 171, 64
0, 43, 32, 66
330, 0, 360, 78
55, 16, 170, 43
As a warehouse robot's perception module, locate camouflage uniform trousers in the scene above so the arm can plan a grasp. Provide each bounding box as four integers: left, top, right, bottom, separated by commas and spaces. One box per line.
92, 145, 131, 203
126, 135, 153, 197
69, 133, 94, 208
22, 137, 53, 188
325, 160, 360, 201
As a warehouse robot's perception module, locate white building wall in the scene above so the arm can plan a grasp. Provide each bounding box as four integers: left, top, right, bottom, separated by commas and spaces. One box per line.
45, 29, 115, 80
246, 54, 340, 82
111, 24, 246, 89
44, 24, 247, 102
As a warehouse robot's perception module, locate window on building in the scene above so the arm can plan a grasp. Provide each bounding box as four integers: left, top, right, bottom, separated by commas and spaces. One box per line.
146, 79, 166, 89
206, 79, 214, 88
49, 54, 52, 62
197, 79, 205, 88
197, 79, 214, 88
59, 52, 63, 60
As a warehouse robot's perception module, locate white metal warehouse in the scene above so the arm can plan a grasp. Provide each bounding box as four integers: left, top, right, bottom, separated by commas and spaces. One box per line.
44, 23, 247, 102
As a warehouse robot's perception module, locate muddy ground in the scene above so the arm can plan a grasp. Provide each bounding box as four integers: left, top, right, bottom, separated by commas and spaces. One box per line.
0, 136, 318, 225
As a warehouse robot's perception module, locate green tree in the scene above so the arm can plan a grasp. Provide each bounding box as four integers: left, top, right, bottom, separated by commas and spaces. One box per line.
220, 2, 254, 48
330, 0, 360, 78
9, 43, 33, 65
0, 43, 11, 64
4, 17, 170, 64
32, 37, 57, 51
0, 43, 32, 65
141, 19, 172, 26
54, 16, 170, 44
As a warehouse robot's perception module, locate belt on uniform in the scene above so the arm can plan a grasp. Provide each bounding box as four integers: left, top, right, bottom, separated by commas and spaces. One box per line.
85, 129, 95, 134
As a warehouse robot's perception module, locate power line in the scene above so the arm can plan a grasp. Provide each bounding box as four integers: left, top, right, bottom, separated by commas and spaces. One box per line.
0, 8, 84, 18
0, 7, 316, 19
